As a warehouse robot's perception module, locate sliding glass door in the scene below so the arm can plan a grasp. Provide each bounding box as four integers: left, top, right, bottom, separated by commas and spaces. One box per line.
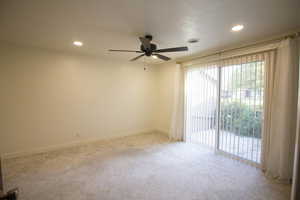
219, 60, 264, 163
185, 56, 265, 164
185, 65, 218, 148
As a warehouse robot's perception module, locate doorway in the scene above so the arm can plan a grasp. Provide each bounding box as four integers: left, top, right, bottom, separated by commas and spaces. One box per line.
185, 59, 264, 164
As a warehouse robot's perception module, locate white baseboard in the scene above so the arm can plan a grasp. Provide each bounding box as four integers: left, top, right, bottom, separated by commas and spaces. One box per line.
2, 128, 157, 160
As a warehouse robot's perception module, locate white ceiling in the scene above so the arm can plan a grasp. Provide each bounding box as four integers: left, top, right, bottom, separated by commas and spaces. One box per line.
0, 0, 299, 63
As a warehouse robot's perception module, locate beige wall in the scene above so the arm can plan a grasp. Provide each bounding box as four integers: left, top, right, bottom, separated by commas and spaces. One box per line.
0, 44, 158, 157
155, 61, 177, 134
291, 39, 300, 200
292, 118, 300, 199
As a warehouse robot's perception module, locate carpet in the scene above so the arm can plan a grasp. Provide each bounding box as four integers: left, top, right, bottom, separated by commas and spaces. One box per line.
3, 132, 290, 200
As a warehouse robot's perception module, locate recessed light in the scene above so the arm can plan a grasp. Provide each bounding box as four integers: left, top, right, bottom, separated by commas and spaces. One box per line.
73, 41, 83, 47
152, 55, 158, 59
231, 24, 244, 32
188, 38, 199, 43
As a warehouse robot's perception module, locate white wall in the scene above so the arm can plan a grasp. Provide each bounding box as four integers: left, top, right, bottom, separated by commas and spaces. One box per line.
0, 43, 158, 157
155, 61, 177, 134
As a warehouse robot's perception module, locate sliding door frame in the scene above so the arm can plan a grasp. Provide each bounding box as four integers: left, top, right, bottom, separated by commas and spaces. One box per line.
185, 57, 264, 167
215, 67, 221, 152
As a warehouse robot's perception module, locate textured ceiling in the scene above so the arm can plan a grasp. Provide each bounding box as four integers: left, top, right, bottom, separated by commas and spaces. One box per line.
0, 0, 299, 63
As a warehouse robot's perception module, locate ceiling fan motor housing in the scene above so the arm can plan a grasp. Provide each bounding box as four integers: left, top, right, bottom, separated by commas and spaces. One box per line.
140, 43, 157, 56
145, 35, 153, 41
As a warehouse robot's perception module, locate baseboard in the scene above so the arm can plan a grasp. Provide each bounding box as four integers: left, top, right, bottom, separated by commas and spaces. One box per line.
2, 128, 155, 160
155, 129, 170, 136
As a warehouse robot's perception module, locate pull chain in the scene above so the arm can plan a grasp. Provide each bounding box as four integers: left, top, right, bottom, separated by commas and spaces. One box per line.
143, 56, 147, 70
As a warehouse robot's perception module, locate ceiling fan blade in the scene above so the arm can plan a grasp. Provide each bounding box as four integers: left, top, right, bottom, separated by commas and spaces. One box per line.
153, 53, 171, 61
154, 46, 188, 53
109, 49, 143, 53
130, 54, 145, 61
139, 37, 151, 50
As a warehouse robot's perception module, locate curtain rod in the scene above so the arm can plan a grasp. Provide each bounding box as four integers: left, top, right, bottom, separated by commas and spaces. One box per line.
177, 31, 300, 64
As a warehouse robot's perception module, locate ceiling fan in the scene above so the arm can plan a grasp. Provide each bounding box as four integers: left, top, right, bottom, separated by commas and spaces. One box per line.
109, 35, 188, 61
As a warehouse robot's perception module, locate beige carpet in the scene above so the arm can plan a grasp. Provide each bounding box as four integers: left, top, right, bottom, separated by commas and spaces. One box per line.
3, 132, 291, 200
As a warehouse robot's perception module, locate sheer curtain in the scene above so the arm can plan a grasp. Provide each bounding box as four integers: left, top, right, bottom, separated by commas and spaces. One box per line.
169, 64, 185, 141
262, 38, 299, 183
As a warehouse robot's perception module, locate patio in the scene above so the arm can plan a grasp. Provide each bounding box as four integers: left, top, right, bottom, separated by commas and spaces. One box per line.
189, 130, 261, 163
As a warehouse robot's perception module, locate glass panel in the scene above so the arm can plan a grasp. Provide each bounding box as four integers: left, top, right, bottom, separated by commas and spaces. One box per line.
185, 66, 218, 148
219, 60, 264, 163
185, 58, 264, 164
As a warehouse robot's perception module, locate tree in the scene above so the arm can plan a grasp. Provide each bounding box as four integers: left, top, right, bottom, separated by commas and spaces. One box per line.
223, 61, 264, 90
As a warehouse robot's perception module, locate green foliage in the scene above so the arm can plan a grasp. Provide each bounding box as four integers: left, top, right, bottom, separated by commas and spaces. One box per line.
219, 102, 262, 138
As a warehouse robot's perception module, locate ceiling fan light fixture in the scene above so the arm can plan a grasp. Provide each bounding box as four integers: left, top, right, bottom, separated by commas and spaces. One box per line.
73, 41, 83, 47
152, 55, 158, 59
231, 24, 244, 32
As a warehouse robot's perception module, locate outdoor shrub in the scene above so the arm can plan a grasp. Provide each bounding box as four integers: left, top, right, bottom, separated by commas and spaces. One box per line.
219, 102, 262, 138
